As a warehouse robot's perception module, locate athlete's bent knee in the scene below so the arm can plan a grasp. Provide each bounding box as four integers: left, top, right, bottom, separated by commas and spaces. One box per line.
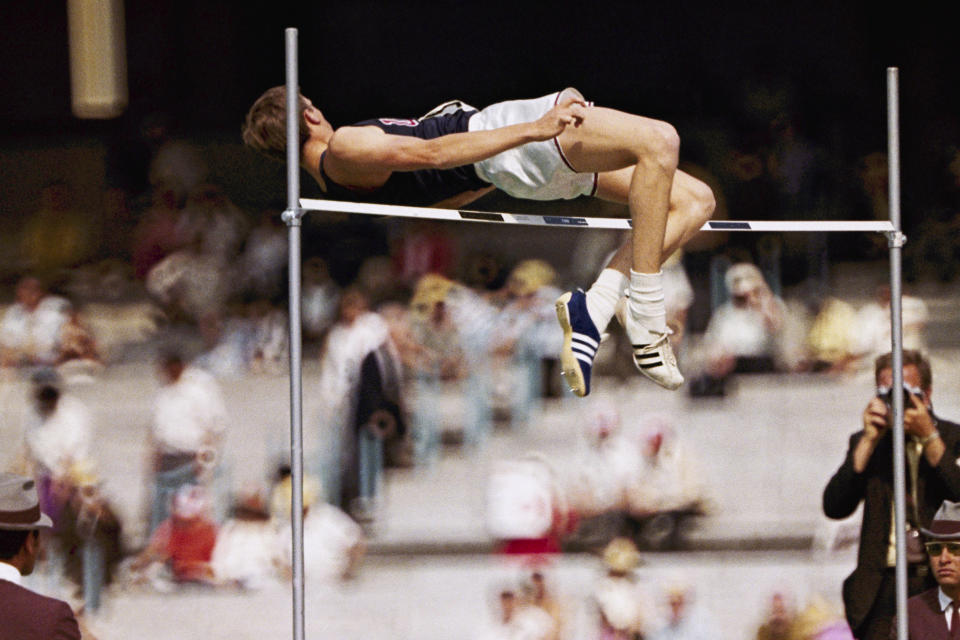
694, 182, 716, 224
640, 121, 680, 173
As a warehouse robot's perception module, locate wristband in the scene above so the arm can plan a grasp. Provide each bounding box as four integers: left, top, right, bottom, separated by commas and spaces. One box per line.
919, 431, 941, 448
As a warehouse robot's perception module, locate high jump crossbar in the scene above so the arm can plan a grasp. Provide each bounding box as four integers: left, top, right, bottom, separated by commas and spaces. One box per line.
299, 197, 897, 234
283, 26, 908, 640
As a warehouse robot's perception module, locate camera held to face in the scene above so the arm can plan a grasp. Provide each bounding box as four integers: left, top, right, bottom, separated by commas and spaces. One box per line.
876, 382, 928, 425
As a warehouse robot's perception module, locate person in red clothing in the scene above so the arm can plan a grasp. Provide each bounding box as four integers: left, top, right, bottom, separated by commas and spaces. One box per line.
131, 483, 218, 584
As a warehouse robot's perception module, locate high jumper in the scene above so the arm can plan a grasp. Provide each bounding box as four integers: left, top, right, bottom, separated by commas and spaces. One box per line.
242, 86, 716, 396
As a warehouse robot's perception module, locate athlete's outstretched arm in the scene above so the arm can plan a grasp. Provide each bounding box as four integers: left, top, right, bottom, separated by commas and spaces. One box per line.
326, 97, 586, 179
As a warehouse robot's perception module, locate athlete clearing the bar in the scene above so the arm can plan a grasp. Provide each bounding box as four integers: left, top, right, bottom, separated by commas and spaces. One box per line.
242, 87, 715, 395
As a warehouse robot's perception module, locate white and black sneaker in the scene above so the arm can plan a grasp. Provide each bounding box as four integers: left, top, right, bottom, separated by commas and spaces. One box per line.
630, 329, 684, 390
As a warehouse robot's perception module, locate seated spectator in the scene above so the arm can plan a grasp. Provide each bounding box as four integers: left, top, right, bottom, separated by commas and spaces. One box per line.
131, 484, 218, 585
689, 262, 796, 396
478, 587, 558, 640
270, 467, 366, 582
848, 283, 928, 372
804, 297, 858, 373
755, 591, 796, 640
0, 277, 71, 368
649, 581, 716, 640
592, 537, 656, 639
210, 491, 279, 590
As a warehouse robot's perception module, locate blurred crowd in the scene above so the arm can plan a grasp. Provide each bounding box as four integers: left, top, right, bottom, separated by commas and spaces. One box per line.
475, 537, 853, 640
0, 87, 956, 637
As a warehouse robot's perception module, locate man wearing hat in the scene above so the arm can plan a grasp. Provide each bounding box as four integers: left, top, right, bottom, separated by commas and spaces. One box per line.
903, 500, 960, 638
0, 472, 82, 639
823, 350, 960, 640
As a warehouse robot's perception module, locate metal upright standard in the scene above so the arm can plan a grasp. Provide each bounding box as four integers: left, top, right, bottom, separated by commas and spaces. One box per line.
283, 26, 306, 640
886, 66, 909, 640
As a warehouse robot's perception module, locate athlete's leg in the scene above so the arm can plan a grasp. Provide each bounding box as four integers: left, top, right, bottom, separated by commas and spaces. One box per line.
555, 108, 711, 392
556, 107, 680, 274
597, 168, 717, 268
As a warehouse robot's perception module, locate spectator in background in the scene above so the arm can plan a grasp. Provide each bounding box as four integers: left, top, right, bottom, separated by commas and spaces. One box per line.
689, 262, 799, 396
177, 183, 249, 265
649, 581, 716, 640
490, 259, 563, 428
848, 283, 928, 372
901, 500, 960, 639
145, 229, 235, 326
270, 465, 366, 582
20, 372, 94, 527
0, 276, 71, 369
131, 483, 218, 586
238, 209, 288, 302
301, 256, 341, 341
19, 181, 96, 278
823, 350, 960, 640
148, 349, 228, 533
315, 288, 405, 514
522, 571, 569, 640
0, 472, 81, 639
755, 592, 796, 640
131, 186, 188, 280
209, 491, 278, 590
479, 587, 558, 640
592, 537, 656, 639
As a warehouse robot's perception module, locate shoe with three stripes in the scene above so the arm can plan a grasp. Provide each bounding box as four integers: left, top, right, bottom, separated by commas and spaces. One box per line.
630, 329, 684, 390
555, 289, 601, 397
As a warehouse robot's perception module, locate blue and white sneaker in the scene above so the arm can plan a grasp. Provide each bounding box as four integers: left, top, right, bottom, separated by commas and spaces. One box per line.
555, 289, 602, 397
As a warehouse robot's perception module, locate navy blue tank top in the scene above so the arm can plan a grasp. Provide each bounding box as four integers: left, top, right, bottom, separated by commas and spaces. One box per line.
317, 104, 489, 207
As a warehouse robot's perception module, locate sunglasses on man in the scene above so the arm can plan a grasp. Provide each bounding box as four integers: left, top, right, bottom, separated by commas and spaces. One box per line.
925, 542, 960, 557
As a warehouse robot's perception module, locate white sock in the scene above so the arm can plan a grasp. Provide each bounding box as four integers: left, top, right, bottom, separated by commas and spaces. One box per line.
628, 269, 667, 341
585, 269, 628, 332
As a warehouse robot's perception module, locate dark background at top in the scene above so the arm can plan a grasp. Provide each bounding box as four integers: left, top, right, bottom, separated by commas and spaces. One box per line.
0, 1, 956, 212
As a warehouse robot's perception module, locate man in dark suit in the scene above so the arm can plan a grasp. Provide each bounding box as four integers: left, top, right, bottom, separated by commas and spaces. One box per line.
0, 471, 82, 639
903, 500, 960, 638
823, 350, 960, 640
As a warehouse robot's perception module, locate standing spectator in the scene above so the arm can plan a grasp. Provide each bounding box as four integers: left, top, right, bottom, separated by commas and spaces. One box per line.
0, 276, 71, 368
20, 372, 94, 526
0, 472, 81, 639
315, 288, 405, 514
823, 350, 960, 639
148, 349, 228, 533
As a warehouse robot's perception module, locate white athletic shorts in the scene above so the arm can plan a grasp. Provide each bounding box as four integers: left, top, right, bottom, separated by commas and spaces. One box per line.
468, 88, 598, 201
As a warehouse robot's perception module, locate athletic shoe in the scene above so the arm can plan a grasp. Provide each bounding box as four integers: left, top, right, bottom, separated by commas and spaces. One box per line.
631, 330, 684, 390
555, 290, 601, 397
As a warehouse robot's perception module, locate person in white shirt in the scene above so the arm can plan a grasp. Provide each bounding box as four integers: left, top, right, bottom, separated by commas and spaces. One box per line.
148, 349, 228, 533
0, 277, 71, 368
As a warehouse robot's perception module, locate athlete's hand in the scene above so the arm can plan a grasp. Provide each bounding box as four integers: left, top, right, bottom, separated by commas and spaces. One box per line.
531, 96, 587, 140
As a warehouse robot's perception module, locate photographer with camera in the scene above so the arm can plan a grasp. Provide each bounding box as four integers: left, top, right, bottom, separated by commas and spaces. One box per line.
824, 350, 960, 640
